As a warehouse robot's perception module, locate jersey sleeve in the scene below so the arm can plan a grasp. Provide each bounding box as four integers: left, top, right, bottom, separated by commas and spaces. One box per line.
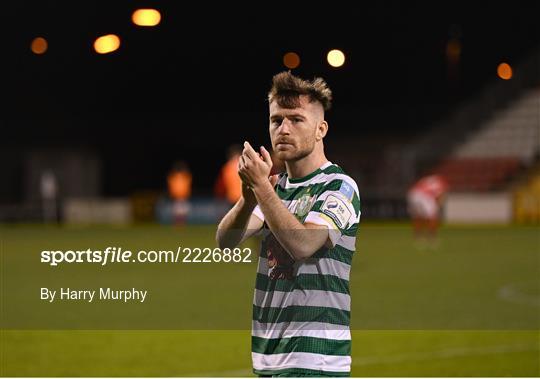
303, 178, 361, 246
252, 204, 264, 222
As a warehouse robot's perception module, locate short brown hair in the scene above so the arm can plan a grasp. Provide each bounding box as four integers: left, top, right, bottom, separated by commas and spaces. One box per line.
268, 71, 333, 111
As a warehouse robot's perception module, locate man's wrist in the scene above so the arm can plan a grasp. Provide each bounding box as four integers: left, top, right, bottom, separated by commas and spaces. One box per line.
239, 190, 258, 209
252, 179, 274, 198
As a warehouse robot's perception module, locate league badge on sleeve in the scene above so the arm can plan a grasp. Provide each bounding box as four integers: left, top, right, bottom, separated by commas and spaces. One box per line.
321, 194, 352, 228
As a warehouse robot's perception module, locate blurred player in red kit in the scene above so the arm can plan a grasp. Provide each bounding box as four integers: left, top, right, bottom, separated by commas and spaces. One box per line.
407, 174, 449, 245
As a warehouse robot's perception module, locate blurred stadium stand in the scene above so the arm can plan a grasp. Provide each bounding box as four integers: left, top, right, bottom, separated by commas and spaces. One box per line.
431, 157, 522, 192
362, 48, 539, 220
381, 49, 539, 193
431, 87, 539, 192
453, 88, 539, 163
0, 149, 101, 222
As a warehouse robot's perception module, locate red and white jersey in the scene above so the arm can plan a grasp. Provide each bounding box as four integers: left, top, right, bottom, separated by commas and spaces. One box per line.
409, 175, 448, 199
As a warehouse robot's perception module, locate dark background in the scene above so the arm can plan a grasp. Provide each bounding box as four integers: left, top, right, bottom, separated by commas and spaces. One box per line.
4, 0, 540, 198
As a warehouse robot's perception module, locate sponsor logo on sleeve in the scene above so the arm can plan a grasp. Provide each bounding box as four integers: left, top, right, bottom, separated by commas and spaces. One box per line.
339, 181, 354, 200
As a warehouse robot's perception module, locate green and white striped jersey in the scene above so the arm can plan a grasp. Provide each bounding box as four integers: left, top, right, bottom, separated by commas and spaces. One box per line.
251, 161, 361, 377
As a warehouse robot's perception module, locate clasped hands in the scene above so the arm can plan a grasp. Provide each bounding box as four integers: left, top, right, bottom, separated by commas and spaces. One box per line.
238, 141, 276, 191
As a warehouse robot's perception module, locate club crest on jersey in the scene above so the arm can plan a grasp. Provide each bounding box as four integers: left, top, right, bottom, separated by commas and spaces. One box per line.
295, 193, 315, 218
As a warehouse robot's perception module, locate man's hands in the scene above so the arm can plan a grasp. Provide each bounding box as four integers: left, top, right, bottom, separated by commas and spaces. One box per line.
238, 141, 273, 191
217, 144, 270, 248
235, 141, 330, 261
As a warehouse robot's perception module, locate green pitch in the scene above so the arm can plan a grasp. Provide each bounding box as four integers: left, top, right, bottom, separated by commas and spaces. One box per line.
1, 224, 539, 376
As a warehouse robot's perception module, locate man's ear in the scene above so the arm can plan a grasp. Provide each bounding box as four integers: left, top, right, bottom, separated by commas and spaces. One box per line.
316, 120, 328, 141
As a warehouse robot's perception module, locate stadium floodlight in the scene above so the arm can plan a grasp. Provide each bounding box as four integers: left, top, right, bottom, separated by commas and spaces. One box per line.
283, 52, 300, 69
30, 37, 48, 55
132, 9, 161, 27
497, 62, 513, 80
327, 49, 345, 68
93, 34, 121, 54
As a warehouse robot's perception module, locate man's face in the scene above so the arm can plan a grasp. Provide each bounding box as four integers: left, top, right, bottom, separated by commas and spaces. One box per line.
269, 95, 323, 162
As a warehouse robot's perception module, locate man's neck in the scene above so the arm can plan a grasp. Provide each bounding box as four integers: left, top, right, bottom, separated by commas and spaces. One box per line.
285, 153, 328, 180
